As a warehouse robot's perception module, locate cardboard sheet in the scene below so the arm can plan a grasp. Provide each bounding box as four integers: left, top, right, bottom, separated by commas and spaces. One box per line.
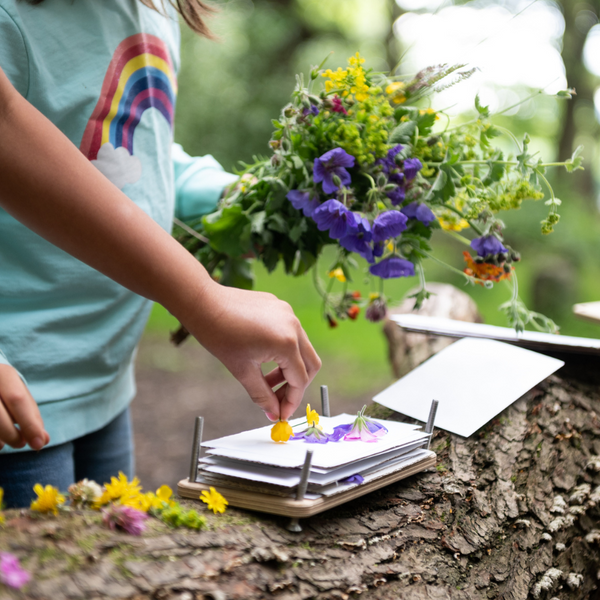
373, 337, 564, 438
390, 314, 600, 355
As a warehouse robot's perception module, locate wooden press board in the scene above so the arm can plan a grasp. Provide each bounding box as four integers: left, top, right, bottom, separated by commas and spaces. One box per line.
177, 453, 436, 518
573, 301, 600, 326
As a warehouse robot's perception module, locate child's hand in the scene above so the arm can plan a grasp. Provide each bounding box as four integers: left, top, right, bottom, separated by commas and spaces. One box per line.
0, 365, 49, 451
183, 283, 321, 422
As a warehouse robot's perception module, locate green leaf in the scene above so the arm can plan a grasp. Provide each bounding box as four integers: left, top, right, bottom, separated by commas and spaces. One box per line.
271, 119, 284, 130
475, 94, 490, 118
202, 206, 252, 257
250, 210, 267, 234
416, 111, 437, 136
261, 247, 280, 272
565, 145, 584, 172
220, 258, 255, 290
389, 120, 417, 144
267, 213, 289, 234
431, 169, 448, 193
291, 250, 316, 276
290, 155, 304, 170
289, 218, 308, 243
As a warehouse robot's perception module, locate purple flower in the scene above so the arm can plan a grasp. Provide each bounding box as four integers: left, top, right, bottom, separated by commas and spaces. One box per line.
102, 505, 148, 536
343, 474, 365, 484
303, 104, 319, 117
377, 145, 404, 181
404, 158, 423, 181
286, 190, 321, 218
292, 425, 332, 444
312, 199, 359, 239
401, 202, 436, 226
0, 553, 30, 589
339, 216, 374, 262
313, 148, 355, 194
369, 257, 415, 279
470, 235, 507, 257
386, 185, 406, 206
372, 211, 408, 243
330, 423, 353, 441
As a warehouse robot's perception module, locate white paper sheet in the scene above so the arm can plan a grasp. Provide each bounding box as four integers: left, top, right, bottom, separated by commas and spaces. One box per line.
391, 314, 600, 355
201, 440, 427, 488
201, 414, 429, 469
315, 449, 435, 497
373, 337, 564, 438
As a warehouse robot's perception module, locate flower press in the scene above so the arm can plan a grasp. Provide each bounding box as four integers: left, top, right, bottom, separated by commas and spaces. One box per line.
178, 386, 439, 531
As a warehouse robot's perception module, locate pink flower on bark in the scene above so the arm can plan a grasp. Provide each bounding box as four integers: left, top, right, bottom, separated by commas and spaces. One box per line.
0, 552, 31, 589
102, 504, 148, 536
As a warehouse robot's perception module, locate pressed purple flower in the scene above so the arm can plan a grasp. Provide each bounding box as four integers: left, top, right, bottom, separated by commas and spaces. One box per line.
366, 420, 388, 435
372, 211, 408, 243
291, 425, 331, 444
0, 553, 30, 589
102, 504, 148, 536
403, 157, 423, 181
386, 185, 406, 206
286, 190, 321, 218
330, 423, 353, 442
313, 148, 355, 194
312, 199, 359, 239
401, 202, 436, 226
369, 257, 415, 279
470, 235, 507, 257
344, 423, 379, 442
343, 474, 365, 484
339, 215, 374, 262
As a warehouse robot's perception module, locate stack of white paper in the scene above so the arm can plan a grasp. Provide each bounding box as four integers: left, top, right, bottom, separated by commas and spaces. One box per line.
198, 414, 432, 499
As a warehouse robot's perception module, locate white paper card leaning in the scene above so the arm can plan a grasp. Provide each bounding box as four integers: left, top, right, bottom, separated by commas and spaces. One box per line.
373, 337, 564, 438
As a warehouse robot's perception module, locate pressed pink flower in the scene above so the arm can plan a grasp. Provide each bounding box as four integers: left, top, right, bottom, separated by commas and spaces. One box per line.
102, 504, 148, 536
343, 423, 380, 442
0, 552, 30, 589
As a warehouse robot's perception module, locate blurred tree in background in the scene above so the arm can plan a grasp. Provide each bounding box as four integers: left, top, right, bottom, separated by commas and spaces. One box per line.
171, 0, 600, 338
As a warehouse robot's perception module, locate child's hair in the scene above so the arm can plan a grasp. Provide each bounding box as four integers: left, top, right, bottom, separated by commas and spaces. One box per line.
23, 0, 216, 38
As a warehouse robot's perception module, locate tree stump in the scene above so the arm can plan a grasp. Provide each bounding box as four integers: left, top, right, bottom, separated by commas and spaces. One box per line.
2, 373, 599, 599
383, 283, 483, 378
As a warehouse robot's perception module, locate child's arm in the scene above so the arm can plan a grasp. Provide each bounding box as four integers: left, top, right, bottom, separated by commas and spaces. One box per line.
0, 68, 321, 450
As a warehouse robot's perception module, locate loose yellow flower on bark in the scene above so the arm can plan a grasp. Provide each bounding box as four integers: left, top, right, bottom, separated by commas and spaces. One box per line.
30, 484, 66, 515
200, 487, 228, 514
271, 420, 294, 443
94, 472, 142, 508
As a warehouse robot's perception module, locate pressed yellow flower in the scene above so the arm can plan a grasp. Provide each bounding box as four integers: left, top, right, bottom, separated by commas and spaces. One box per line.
328, 267, 346, 282
306, 403, 320, 428
30, 484, 65, 515
200, 487, 228, 514
271, 420, 294, 443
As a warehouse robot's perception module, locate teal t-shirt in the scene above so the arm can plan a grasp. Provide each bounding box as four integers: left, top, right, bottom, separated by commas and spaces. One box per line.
0, 0, 237, 451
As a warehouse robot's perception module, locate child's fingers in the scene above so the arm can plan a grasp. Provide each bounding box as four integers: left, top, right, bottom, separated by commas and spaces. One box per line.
0, 364, 47, 450
237, 364, 283, 419
277, 344, 311, 422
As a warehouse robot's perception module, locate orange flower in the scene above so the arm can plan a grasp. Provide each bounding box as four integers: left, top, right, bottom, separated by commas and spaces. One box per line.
463, 251, 512, 285
347, 305, 360, 320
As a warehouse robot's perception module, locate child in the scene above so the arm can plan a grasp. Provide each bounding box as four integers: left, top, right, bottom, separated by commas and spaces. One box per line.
0, 0, 320, 507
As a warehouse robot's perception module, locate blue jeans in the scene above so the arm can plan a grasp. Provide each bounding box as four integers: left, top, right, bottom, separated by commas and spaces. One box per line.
0, 407, 134, 508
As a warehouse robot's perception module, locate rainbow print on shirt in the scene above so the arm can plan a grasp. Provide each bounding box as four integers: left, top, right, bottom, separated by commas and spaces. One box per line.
80, 33, 177, 188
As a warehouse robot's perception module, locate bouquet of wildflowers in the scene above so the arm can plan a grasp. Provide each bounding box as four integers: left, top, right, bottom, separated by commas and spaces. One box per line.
173, 53, 582, 339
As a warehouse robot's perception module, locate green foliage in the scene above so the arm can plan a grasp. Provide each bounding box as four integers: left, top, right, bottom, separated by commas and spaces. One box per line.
158, 504, 207, 530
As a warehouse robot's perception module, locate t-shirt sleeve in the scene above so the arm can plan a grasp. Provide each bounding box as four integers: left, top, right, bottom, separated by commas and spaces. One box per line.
172, 143, 239, 220
0, 4, 29, 97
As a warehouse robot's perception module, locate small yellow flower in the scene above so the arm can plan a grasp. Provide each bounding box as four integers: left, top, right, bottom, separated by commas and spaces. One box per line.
306, 403, 320, 428
348, 52, 365, 67
328, 267, 346, 282
200, 487, 228, 514
94, 472, 142, 508
386, 81, 405, 95
369, 292, 380, 302
30, 484, 65, 515
386, 241, 394, 252
439, 218, 470, 232
0, 486, 4, 508
271, 420, 294, 443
